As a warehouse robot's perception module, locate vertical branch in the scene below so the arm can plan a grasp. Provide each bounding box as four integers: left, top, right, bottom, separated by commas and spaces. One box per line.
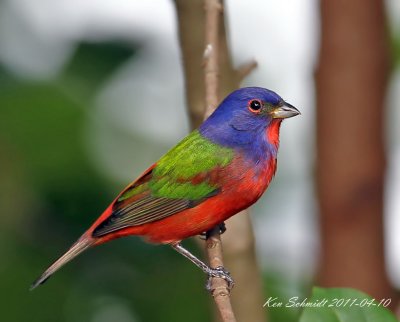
174, 0, 206, 129
202, 1, 237, 321
174, 1, 264, 321
203, 0, 222, 118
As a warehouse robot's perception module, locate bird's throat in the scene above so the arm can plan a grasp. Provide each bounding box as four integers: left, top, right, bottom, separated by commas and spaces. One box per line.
266, 119, 282, 148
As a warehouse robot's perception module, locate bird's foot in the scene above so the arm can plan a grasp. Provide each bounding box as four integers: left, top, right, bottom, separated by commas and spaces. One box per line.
205, 266, 235, 292
216, 222, 227, 235
199, 222, 227, 240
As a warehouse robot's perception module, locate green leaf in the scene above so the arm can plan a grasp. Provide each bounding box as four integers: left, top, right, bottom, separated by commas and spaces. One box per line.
299, 287, 398, 322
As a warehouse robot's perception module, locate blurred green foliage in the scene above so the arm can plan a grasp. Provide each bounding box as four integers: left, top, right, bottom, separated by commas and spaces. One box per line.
0, 42, 212, 322
264, 272, 305, 322
391, 30, 400, 68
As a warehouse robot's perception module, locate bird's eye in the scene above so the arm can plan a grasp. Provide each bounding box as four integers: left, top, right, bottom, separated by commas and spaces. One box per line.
248, 99, 263, 113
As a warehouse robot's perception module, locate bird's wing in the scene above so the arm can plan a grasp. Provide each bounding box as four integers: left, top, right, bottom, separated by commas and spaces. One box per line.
92, 130, 234, 237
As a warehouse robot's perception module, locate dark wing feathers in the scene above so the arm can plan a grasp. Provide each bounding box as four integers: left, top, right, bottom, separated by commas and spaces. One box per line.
92, 195, 190, 237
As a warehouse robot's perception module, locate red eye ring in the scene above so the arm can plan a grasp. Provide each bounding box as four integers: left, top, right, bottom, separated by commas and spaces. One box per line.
248, 99, 263, 113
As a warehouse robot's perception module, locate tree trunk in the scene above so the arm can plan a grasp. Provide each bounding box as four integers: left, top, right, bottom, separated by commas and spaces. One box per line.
316, 0, 394, 302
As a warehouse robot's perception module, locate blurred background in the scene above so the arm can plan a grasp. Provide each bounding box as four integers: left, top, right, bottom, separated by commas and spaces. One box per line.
0, 0, 399, 321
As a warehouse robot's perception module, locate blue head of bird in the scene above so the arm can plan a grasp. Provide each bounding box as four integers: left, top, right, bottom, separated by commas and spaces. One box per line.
199, 87, 300, 161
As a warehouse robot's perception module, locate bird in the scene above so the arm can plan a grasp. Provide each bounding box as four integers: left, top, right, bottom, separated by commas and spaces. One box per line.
30, 87, 300, 290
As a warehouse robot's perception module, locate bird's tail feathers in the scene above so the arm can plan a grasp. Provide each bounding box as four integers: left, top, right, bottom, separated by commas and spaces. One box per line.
30, 237, 94, 290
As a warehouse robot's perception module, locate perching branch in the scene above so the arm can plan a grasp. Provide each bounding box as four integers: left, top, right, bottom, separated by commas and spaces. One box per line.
174, 0, 266, 322
205, 225, 237, 322
202, 1, 237, 321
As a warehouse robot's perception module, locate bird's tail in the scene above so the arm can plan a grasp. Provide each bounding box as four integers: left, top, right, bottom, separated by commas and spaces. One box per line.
30, 236, 94, 290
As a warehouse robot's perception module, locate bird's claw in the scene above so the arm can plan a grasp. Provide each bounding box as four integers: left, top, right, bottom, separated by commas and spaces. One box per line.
216, 222, 227, 235
205, 266, 235, 292
199, 222, 227, 240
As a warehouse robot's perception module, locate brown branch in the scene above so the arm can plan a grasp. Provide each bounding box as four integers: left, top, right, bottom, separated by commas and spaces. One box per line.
174, 0, 205, 129
205, 226, 237, 322
174, 1, 266, 321
202, 1, 237, 321
203, 0, 222, 118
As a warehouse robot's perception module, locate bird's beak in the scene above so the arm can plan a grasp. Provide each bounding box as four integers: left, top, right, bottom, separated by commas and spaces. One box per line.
270, 102, 301, 119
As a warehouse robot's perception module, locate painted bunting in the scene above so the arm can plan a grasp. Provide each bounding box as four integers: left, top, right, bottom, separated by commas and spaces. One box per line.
31, 87, 299, 290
